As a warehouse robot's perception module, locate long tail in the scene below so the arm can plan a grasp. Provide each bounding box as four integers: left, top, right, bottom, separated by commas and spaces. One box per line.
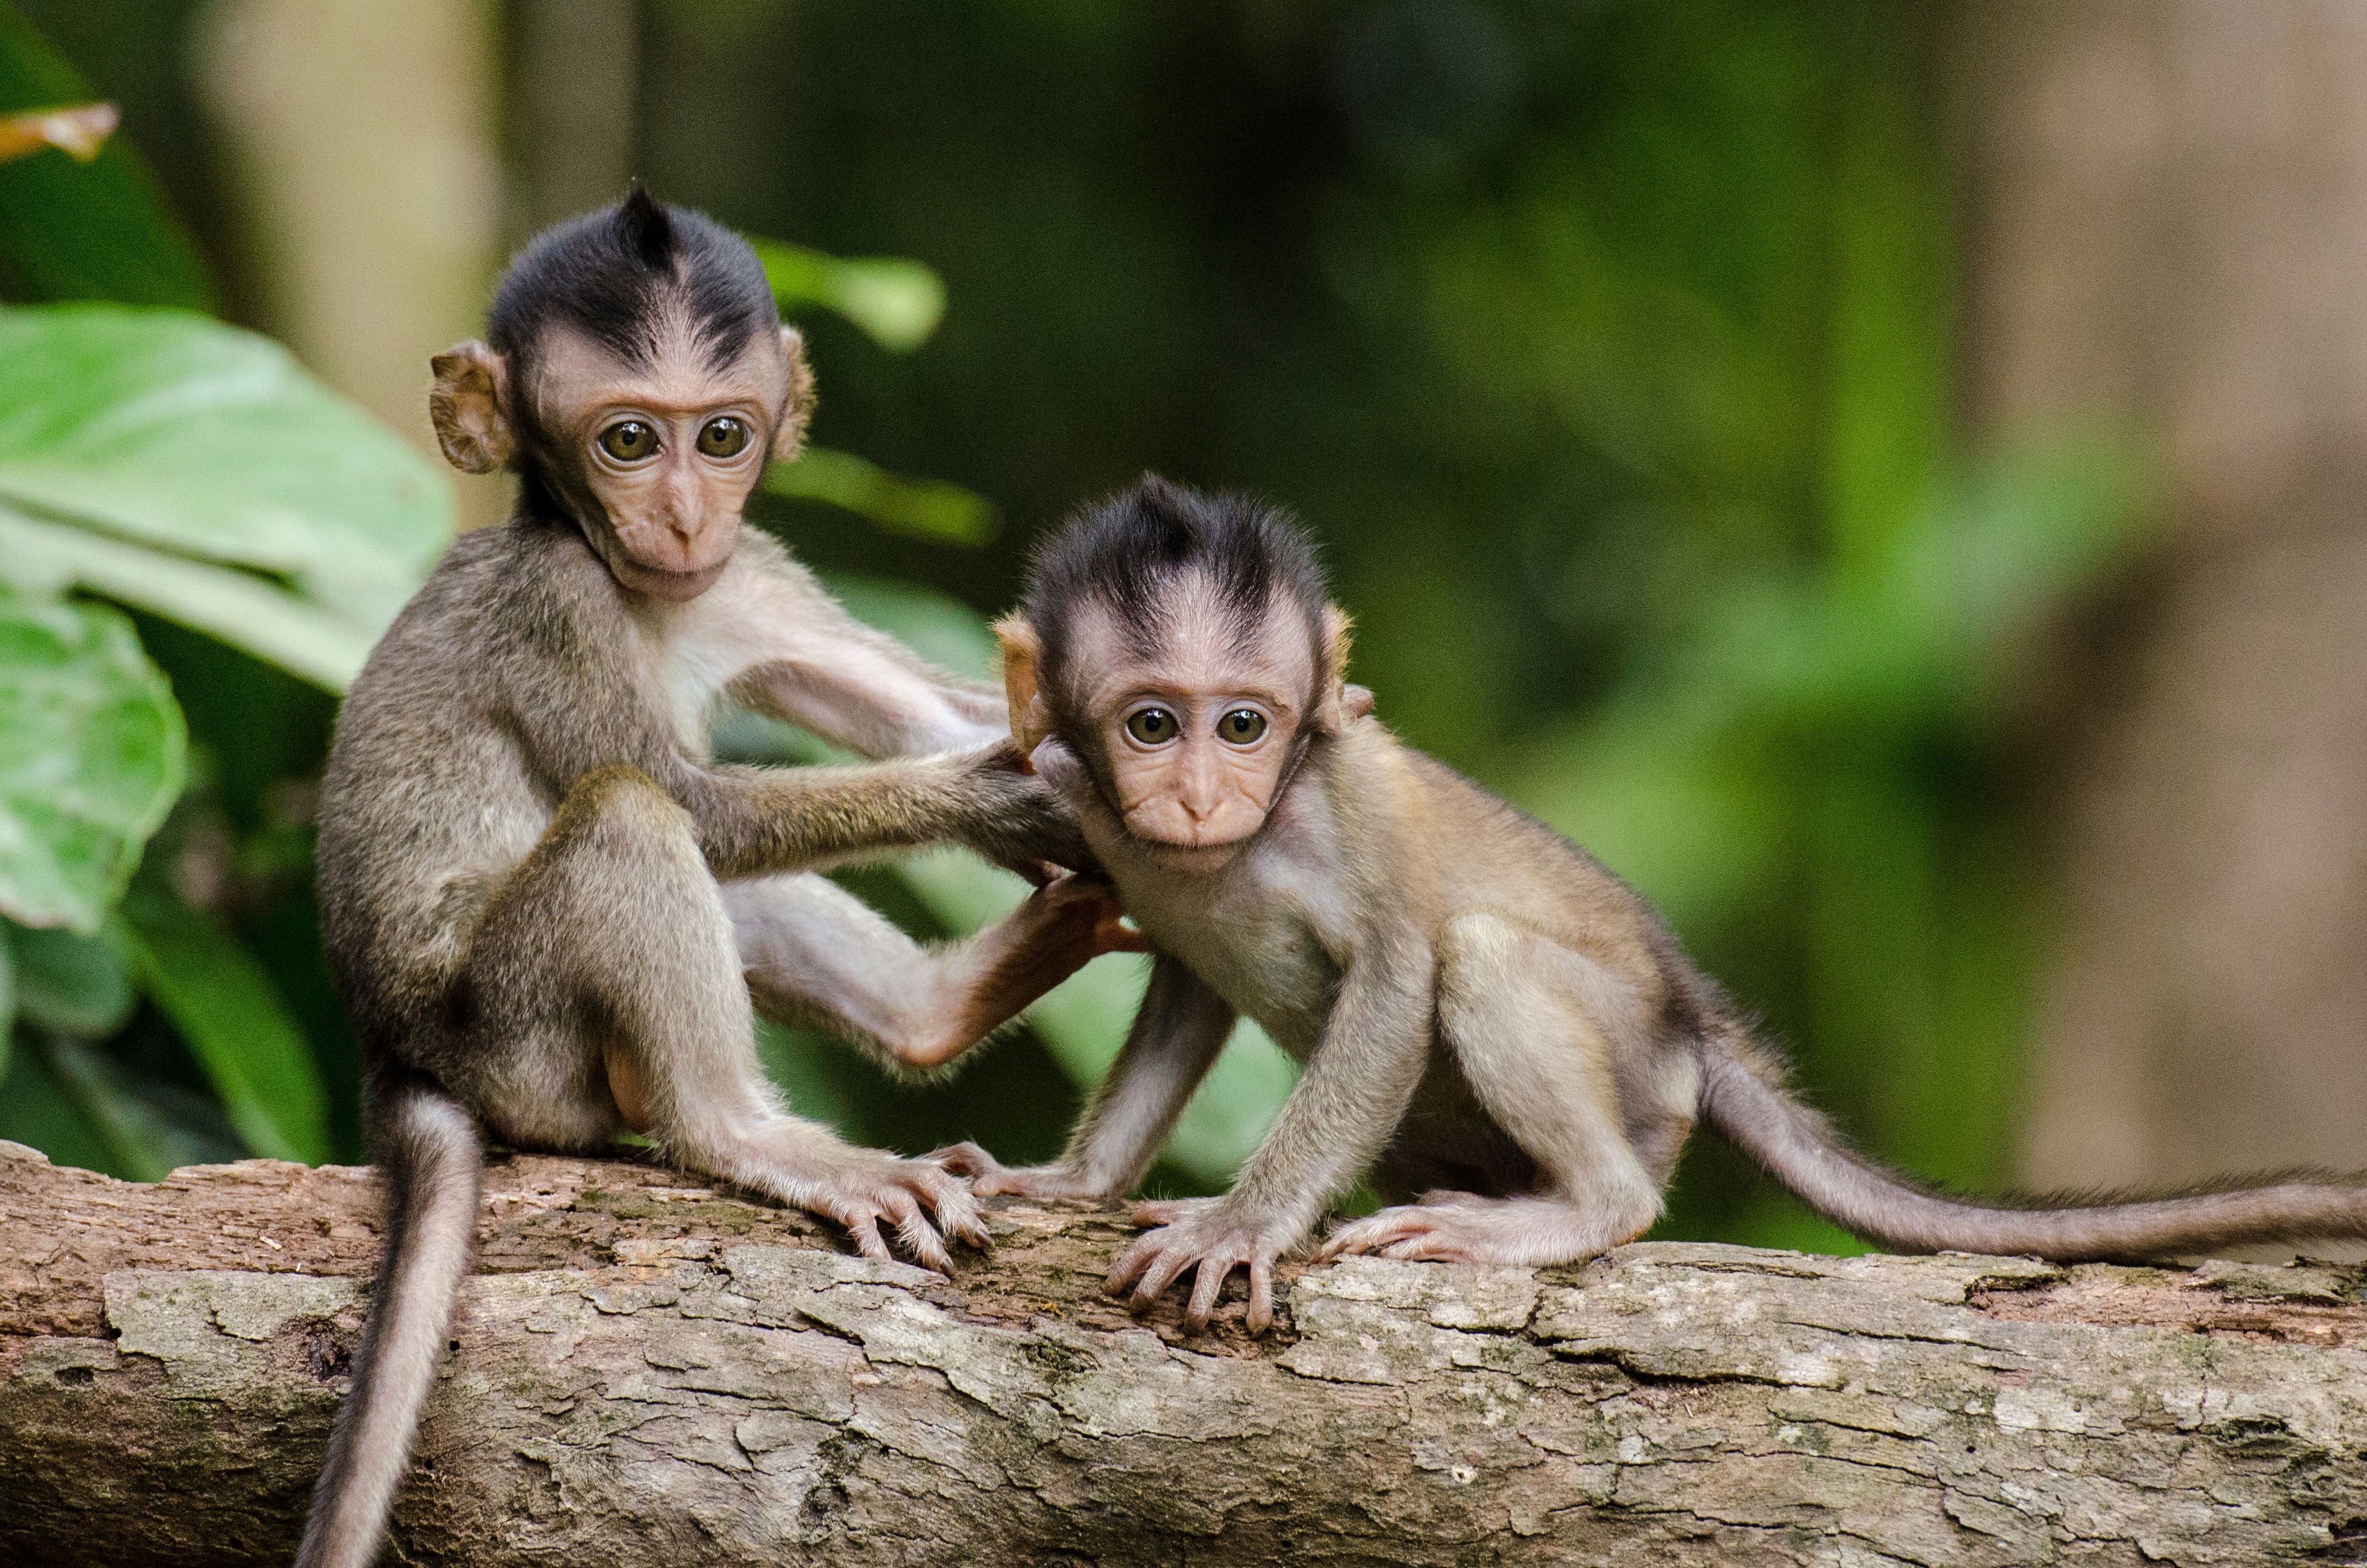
296, 1066, 482, 1568
1699, 1032, 2367, 1260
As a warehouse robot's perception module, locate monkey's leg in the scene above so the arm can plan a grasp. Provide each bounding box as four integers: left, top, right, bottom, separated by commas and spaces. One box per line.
466, 766, 987, 1267
720, 869, 1130, 1071
1320, 914, 1664, 1266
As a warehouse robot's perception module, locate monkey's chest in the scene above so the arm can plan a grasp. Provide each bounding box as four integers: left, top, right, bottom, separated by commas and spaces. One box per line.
1129, 882, 1339, 1055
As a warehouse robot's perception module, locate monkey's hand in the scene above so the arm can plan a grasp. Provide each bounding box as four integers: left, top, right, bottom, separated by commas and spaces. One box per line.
1107, 1197, 1298, 1334
928, 1143, 1121, 1203
1029, 869, 1146, 958
793, 1149, 993, 1274
948, 742, 1096, 874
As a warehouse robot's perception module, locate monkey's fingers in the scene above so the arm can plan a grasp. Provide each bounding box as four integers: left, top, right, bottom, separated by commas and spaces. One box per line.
901, 1165, 990, 1249
841, 1210, 894, 1261
1129, 1198, 1197, 1227
1316, 1208, 1430, 1261
927, 1141, 999, 1179
1379, 1234, 1478, 1264
891, 1201, 956, 1275
1106, 1229, 1174, 1298
1129, 1242, 1199, 1313
1184, 1254, 1234, 1327
1094, 910, 1150, 955
1246, 1258, 1275, 1335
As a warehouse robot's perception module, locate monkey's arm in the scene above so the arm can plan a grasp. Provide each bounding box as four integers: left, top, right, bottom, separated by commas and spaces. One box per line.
674, 746, 1084, 880
729, 550, 1007, 758
1108, 932, 1435, 1332
935, 954, 1235, 1198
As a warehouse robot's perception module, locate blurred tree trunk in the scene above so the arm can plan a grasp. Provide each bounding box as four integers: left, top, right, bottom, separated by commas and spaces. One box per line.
510, 0, 638, 236
190, 0, 506, 528
1958, 1, 2367, 1217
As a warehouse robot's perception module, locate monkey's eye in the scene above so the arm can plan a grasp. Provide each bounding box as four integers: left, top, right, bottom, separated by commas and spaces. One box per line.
598, 420, 659, 462
1218, 708, 1268, 745
697, 417, 751, 459
1124, 707, 1180, 745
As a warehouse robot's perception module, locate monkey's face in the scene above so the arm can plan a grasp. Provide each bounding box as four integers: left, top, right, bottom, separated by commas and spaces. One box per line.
430, 320, 812, 603
528, 325, 795, 600
1063, 587, 1316, 869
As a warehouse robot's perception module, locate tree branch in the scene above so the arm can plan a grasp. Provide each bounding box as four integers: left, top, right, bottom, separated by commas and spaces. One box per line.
5, 1140, 2366, 1564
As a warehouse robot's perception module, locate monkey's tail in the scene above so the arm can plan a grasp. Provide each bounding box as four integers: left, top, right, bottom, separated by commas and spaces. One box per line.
1698, 1032, 2367, 1260
296, 1065, 483, 1568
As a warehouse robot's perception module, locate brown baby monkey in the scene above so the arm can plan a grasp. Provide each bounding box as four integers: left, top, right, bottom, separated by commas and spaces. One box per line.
300, 192, 1127, 1568
939, 476, 2367, 1334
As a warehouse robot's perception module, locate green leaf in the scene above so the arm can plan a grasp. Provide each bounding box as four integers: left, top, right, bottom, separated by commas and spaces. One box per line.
0, 586, 184, 931
752, 238, 947, 352
115, 888, 328, 1164
0, 924, 13, 1082
0, 503, 382, 690
0, 305, 453, 637
0, 6, 211, 310
38, 1032, 242, 1180
765, 447, 1000, 546
8, 918, 130, 1032
818, 570, 1001, 679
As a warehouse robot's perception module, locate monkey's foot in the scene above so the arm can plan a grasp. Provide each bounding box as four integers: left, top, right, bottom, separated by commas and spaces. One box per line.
927, 1144, 1115, 1203
1107, 1197, 1293, 1334
1317, 1192, 1649, 1267
780, 1153, 992, 1274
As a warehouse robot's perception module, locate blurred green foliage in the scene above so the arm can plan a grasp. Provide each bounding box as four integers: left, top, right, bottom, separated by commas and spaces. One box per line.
0, 0, 2145, 1257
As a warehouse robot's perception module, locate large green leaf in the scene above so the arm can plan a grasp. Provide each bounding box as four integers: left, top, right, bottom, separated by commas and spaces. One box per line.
0, 502, 380, 690
39, 1033, 242, 1180
754, 238, 946, 352
0, 305, 453, 649
0, 586, 183, 931
0, 5, 210, 310
8, 917, 130, 1032
116, 888, 328, 1164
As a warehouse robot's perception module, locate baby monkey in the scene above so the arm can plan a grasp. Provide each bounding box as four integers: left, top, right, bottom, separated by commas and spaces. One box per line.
300, 193, 1126, 1568
941, 477, 2367, 1333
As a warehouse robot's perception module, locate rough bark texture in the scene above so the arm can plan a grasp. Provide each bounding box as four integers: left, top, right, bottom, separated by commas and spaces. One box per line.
6, 1142, 2367, 1566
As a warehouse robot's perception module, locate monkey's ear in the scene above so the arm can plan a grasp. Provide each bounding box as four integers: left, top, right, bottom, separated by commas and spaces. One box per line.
994, 617, 1052, 769
1312, 603, 1356, 734
428, 341, 514, 474
769, 325, 817, 462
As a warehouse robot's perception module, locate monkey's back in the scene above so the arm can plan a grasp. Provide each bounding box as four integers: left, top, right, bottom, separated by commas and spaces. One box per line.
317, 520, 622, 1052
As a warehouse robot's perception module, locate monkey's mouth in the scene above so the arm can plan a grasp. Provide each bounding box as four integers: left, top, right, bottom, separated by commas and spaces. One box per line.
1123, 819, 1261, 869
618, 555, 731, 600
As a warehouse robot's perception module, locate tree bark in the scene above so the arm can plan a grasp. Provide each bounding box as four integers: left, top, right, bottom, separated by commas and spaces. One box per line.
5, 1141, 2366, 1566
